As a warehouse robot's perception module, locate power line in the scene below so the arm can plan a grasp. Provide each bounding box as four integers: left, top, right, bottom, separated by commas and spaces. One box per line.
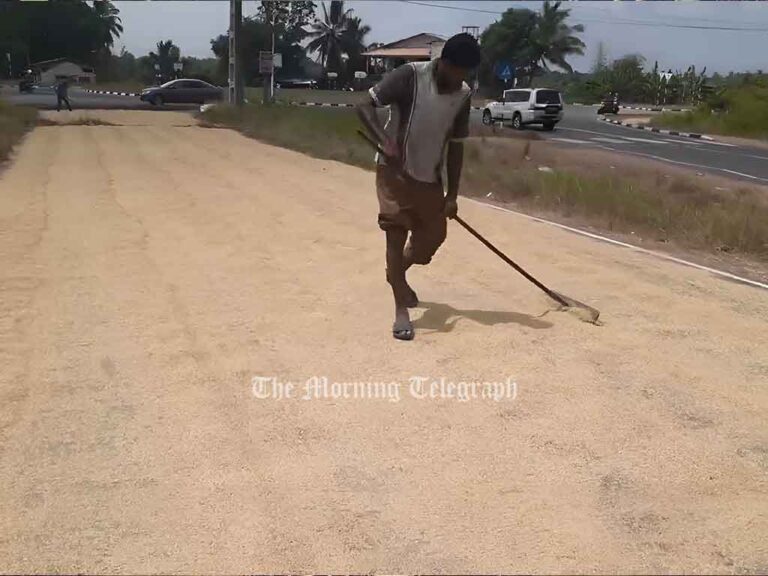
571, 2, 764, 28
398, 1, 768, 32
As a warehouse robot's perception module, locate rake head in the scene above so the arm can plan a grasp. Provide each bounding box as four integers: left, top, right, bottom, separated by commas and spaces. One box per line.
551, 291, 601, 325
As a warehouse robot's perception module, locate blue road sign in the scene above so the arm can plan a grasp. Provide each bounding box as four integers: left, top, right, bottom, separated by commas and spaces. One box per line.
494, 61, 515, 82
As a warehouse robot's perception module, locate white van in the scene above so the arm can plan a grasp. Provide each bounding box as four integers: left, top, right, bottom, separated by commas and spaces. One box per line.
482, 88, 564, 131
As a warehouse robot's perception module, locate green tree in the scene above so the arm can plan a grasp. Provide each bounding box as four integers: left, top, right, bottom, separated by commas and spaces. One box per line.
525, 1, 585, 85
92, 0, 123, 48
210, 2, 316, 85
149, 40, 181, 83
0, 0, 124, 77
306, 1, 353, 74
340, 16, 371, 80
588, 54, 649, 102
478, 7, 538, 93
258, 0, 316, 32
478, 1, 583, 93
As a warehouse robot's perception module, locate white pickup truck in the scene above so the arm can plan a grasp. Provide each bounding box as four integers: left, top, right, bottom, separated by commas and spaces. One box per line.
482, 88, 564, 131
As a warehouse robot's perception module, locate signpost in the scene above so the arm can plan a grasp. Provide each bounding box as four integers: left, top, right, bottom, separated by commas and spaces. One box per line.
259, 51, 273, 75
494, 61, 515, 85
228, 0, 243, 106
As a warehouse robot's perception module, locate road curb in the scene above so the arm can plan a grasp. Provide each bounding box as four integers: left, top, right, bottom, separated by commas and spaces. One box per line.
84, 89, 139, 97
468, 198, 768, 292
598, 115, 713, 141
286, 100, 486, 111
620, 105, 691, 112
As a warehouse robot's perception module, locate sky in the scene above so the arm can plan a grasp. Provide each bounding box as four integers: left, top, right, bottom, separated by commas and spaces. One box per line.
111, 1, 768, 74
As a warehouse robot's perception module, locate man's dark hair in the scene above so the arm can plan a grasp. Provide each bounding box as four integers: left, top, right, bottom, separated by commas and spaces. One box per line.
441, 33, 482, 69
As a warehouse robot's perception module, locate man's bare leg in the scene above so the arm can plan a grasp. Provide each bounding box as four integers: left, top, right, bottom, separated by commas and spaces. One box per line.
387, 242, 418, 308
386, 229, 414, 340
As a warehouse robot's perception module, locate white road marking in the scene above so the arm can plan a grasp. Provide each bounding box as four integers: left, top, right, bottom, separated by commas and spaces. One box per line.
591, 137, 634, 144
562, 125, 768, 166
467, 198, 768, 291
619, 136, 669, 144
698, 140, 737, 148
663, 138, 704, 145
550, 137, 593, 145
591, 144, 768, 184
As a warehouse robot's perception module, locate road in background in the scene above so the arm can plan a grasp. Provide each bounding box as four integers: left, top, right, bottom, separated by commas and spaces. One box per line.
472, 104, 768, 185
4, 86, 199, 112
5, 87, 768, 184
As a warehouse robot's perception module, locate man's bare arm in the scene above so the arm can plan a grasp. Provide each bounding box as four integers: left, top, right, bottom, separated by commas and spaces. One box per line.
357, 99, 398, 157
443, 140, 464, 219
446, 141, 464, 200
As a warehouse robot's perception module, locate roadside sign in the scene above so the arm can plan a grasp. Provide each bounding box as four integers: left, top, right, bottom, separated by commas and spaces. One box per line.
273, 53, 282, 69
154, 64, 160, 71
494, 61, 515, 82
173, 62, 183, 72
354, 71, 367, 79
259, 51, 273, 74
326, 72, 338, 79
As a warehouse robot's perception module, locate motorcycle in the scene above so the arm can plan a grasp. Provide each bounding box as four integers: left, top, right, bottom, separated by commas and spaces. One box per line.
597, 94, 619, 115
19, 76, 35, 93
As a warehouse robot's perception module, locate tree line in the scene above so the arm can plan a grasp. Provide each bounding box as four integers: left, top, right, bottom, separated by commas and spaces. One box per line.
2, 0, 762, 109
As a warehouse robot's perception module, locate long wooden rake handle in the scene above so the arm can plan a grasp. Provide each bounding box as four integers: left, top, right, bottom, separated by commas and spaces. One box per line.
452, 215, 570, 307
356, 128, 581, 312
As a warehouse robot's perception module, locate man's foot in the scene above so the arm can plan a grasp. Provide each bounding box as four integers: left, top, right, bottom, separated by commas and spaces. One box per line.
392, 307, 414, 341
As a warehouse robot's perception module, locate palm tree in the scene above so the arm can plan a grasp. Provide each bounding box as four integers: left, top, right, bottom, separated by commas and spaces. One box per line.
149, 40, 181, 82
340, 16, 371, 78
306, 1, 353, 74
92, 0, 123, 48
525, 1, 585, 85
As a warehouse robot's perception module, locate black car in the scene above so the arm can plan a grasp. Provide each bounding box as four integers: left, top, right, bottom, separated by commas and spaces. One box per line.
140, 79, 224, 106
274, 78, 317, 90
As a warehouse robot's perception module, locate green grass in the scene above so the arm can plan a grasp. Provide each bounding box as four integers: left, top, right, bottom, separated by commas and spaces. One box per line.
652, 85, 768, 140
245, 86, 490, 108
201, 101, 373, 169
87, 81, 146, 93
201, 102, 768, 260
463, 139, 768, 256
0, 100, 37, 164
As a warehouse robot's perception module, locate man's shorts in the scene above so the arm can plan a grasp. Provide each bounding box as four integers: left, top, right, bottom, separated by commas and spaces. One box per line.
376, 163, 447, 265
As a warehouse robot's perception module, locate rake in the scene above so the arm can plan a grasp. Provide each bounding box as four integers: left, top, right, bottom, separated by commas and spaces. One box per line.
356, 128, 601, 325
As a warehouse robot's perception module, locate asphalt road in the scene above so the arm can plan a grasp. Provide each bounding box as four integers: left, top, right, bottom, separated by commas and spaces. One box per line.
4, 86, 199, 112
470, 104, 768, 185
6, 87, 768, 185
544, 106, 768, 185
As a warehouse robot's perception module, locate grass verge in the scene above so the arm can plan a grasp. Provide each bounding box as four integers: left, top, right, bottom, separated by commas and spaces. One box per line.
87, 81, 145, 93
202, 102, 768, 260
0, 100, 37, 164
246, 87, 490, 108
651, 85, 768, 140
201, 102, 372, 169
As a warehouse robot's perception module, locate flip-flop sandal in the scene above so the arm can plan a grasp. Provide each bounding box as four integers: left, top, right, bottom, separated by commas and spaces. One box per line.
392, 320, 415, 341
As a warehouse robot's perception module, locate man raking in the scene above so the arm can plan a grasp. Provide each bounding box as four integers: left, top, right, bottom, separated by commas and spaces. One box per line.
357, 33, 482, 341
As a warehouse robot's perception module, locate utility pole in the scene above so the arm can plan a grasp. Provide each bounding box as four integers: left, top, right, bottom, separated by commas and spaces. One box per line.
462, 26, 480, 93
270, 9, 276, 103
228, 0, 243, 106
